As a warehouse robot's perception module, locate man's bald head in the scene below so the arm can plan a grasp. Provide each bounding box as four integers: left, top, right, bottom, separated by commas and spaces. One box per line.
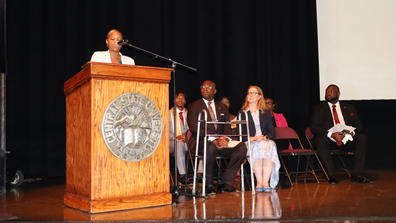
200, 80, 217, 101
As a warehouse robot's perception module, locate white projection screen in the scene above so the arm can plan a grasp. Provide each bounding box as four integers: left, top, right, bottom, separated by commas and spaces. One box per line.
316, 0, 396, 100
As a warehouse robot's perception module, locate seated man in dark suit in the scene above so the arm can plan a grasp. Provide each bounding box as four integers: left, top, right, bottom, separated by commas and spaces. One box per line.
187, 80, 247, 193
310, 84, 371, 184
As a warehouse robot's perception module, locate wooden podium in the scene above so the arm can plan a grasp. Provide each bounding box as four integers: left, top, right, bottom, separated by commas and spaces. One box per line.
63, 62, 172, 213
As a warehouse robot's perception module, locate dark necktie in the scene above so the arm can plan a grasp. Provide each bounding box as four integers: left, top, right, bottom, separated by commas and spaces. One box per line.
332, 104, 340, 124
179, 111, 184, 126
207, 101, 217, 129
332, 104, 343, 146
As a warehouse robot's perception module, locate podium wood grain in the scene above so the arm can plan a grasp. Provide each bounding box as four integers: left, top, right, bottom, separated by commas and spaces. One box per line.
64, 62, 172, 213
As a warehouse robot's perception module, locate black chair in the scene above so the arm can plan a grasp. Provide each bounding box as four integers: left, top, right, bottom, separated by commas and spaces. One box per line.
274, 127, 329, 186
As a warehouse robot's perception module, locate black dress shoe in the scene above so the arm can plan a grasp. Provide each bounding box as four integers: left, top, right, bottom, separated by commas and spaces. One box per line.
178, 174, 189, 185
328, 177, 339, 185
351, 175, 372, 184
220, 183, 236, 192
196, 173, 203, 183
205, 184, 216, 195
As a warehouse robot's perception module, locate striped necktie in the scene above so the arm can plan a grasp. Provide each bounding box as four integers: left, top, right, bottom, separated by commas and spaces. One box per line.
207, 101, 217, 129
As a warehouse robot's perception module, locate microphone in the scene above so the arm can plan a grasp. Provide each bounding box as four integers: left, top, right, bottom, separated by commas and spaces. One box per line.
116, 39, 129, 46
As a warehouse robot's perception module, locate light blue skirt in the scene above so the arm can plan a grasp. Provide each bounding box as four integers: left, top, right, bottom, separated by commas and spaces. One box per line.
245, 139, 280, 188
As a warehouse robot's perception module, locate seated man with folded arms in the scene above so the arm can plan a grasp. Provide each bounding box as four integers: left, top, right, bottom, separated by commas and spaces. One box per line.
187, 80, 247, 194
310, 84, 371, 184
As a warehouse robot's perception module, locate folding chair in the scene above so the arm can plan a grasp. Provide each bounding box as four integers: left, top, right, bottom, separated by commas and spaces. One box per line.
192, 110, 255, 196
274, 127, 329, 186
305, 127, 353, 177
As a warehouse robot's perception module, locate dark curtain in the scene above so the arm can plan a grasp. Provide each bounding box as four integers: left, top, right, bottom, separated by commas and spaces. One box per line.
0, 0, 6, 194
6, 0, 320, 177
0, 0, 5, 73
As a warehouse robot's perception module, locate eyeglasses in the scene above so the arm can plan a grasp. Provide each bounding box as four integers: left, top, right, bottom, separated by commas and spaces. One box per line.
247, 92, 260, 95
201, 85, 213, 89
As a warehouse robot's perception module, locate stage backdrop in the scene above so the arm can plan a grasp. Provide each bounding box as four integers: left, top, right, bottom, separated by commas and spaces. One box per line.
5, 0, 395, 177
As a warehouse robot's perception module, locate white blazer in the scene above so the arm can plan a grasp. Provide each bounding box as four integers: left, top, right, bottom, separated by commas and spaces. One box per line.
90, 50, 135, 65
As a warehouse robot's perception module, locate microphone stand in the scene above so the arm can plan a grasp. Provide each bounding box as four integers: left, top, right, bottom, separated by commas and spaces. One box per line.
122, 41, 197, 204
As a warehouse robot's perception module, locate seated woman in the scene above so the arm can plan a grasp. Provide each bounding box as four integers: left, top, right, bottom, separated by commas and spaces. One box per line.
265, 97, 288, 127
265, 97, 292, 150
241, 86, 280, 192
220, 96, 236, 121
90, 29, 135, 65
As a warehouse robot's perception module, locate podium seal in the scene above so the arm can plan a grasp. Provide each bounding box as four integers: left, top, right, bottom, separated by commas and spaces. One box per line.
101, 93, 163, 162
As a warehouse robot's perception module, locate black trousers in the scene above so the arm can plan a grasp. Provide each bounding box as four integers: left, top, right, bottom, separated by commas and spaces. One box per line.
188, 137, 247, 185
313, 133, 367, 177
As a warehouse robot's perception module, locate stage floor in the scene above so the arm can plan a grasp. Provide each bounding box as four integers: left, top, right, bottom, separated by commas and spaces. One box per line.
1, 170, 395, 222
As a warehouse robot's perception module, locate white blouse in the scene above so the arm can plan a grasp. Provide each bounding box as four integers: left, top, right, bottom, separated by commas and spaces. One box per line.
90, 50, 135, 65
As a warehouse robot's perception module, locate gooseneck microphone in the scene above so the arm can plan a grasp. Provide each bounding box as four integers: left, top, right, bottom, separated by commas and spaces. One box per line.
116, 39, 129, 46
119, 39, 197, 72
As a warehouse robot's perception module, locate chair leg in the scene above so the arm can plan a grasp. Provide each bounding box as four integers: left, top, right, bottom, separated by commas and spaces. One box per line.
295, 156, 301, 183
314, 153, 330, 181
306, 155, 320, 183
280, 156, 293, 186
303, 156, 310, 183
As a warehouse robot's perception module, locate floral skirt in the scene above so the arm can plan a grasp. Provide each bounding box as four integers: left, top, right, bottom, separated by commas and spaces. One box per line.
245, 140, 281, 188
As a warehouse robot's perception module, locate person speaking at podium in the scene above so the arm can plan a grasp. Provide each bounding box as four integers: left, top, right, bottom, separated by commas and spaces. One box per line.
90, 29, 135, 65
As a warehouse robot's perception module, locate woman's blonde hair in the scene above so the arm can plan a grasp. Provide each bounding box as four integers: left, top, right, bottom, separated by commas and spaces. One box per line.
241, 85, 266, 111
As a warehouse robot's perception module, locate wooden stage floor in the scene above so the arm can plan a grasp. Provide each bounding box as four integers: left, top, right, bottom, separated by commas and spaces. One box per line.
1, 170, 395, 222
